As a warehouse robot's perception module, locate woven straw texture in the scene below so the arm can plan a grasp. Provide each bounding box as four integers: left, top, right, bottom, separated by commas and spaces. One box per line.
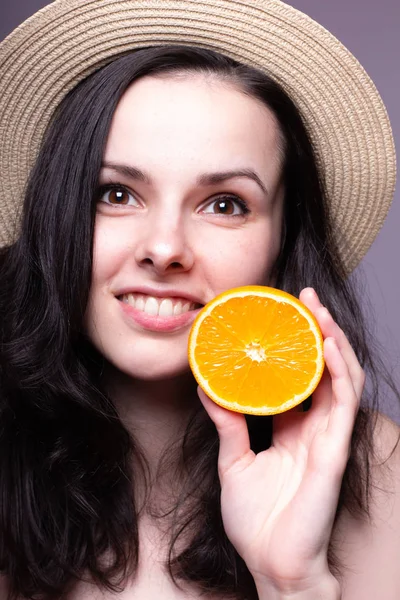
0, 0, 396, 273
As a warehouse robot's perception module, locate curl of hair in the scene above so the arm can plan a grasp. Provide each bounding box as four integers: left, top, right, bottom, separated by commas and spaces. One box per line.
0, 45, 398, 599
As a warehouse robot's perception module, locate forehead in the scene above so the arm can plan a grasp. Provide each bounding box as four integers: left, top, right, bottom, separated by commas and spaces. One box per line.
104, 73, 283, 173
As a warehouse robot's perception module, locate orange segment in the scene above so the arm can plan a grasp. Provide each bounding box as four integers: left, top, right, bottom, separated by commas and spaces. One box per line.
188, 286, 324, 415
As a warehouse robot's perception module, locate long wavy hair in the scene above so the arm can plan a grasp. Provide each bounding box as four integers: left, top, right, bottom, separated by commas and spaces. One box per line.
0, 45, 397, 600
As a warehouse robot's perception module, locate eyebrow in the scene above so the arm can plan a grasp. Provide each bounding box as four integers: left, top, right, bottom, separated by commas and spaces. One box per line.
101, 162, 269, 197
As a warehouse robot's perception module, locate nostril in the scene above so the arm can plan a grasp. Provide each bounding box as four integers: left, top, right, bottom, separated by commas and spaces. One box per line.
170, 262, 182, 269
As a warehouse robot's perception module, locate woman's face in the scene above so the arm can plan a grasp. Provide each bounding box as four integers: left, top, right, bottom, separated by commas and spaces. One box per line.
85, 73, 284, 380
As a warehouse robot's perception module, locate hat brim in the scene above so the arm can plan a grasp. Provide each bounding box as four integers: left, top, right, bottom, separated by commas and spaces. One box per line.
0, 0, 396, 273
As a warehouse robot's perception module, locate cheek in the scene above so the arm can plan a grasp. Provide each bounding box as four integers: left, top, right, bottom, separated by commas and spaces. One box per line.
91, 221, 131, 284
201, 224, 281, 290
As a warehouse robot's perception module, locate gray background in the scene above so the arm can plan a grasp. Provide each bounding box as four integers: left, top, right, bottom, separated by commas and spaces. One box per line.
1, 0, 399, 422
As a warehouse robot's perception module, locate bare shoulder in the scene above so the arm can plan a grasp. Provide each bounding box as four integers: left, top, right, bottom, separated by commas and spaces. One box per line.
334, 411, 400, 599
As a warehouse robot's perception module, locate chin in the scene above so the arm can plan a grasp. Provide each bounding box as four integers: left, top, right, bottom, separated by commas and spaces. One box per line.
111, 356, 192, 382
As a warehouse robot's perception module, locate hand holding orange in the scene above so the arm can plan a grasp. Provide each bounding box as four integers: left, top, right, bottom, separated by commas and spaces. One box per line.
190, 288, 363, 591
188, 286, 324, 415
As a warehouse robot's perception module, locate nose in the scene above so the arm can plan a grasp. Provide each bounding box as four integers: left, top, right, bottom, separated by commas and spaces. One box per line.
134, 208, 194, 275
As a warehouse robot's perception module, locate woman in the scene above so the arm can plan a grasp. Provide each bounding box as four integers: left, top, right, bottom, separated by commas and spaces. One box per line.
0, 2, 399, 599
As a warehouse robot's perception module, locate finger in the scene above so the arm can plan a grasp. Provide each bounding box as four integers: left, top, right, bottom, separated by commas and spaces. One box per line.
299, 338, 358, 523
299, 287, 322, 313
324, 337, 360, 457
315, 306, 365, 398
197, 387, 254, 477
300, 288, 365, 398
307, 366, 333, 421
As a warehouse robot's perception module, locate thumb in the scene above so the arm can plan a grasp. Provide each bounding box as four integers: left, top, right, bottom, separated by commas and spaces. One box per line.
197, 386, 253, 477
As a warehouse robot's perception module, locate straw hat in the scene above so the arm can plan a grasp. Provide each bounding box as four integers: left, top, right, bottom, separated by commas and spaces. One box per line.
0, 0, 396, 273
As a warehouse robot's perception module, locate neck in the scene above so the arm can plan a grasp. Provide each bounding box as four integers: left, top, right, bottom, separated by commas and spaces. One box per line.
101, 367, 210, 534
102, 366, 199, 468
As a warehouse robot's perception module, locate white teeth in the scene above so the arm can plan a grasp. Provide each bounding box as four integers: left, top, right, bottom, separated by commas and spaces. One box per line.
121, 293, 197, 317
136, 295, 145, 311
144, 296, 159, 316
124, 294, 134, 306
159, 298, 174, 317
173, 301, 183, 316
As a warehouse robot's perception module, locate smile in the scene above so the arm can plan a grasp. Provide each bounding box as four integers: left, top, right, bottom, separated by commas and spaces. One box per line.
120, 293, 200, 317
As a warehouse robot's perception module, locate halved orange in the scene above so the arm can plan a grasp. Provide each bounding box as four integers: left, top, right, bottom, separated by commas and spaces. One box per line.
188, 286, 324, 415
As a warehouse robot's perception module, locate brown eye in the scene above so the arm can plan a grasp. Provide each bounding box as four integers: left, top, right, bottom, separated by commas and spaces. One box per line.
202, 195, 249, 216
214, 199, 235, 214
98, 186, 139, 207
108, 189, 130, 205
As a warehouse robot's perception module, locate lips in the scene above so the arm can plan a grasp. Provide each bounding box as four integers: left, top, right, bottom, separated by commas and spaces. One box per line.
115, 288, 205, 333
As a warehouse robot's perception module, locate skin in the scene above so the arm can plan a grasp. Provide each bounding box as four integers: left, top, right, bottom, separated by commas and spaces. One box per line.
82, 73, 395, 599
85, 74, 284, 383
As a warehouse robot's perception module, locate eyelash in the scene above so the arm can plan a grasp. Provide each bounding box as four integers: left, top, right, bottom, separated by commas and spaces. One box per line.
207, 195, 250, 217
96, 184, 250, 216
96, 184, 139, 207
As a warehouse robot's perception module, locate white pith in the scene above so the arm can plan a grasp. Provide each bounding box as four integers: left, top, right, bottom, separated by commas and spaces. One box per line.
245, 341, 266, 362
120, 293, 197, 317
